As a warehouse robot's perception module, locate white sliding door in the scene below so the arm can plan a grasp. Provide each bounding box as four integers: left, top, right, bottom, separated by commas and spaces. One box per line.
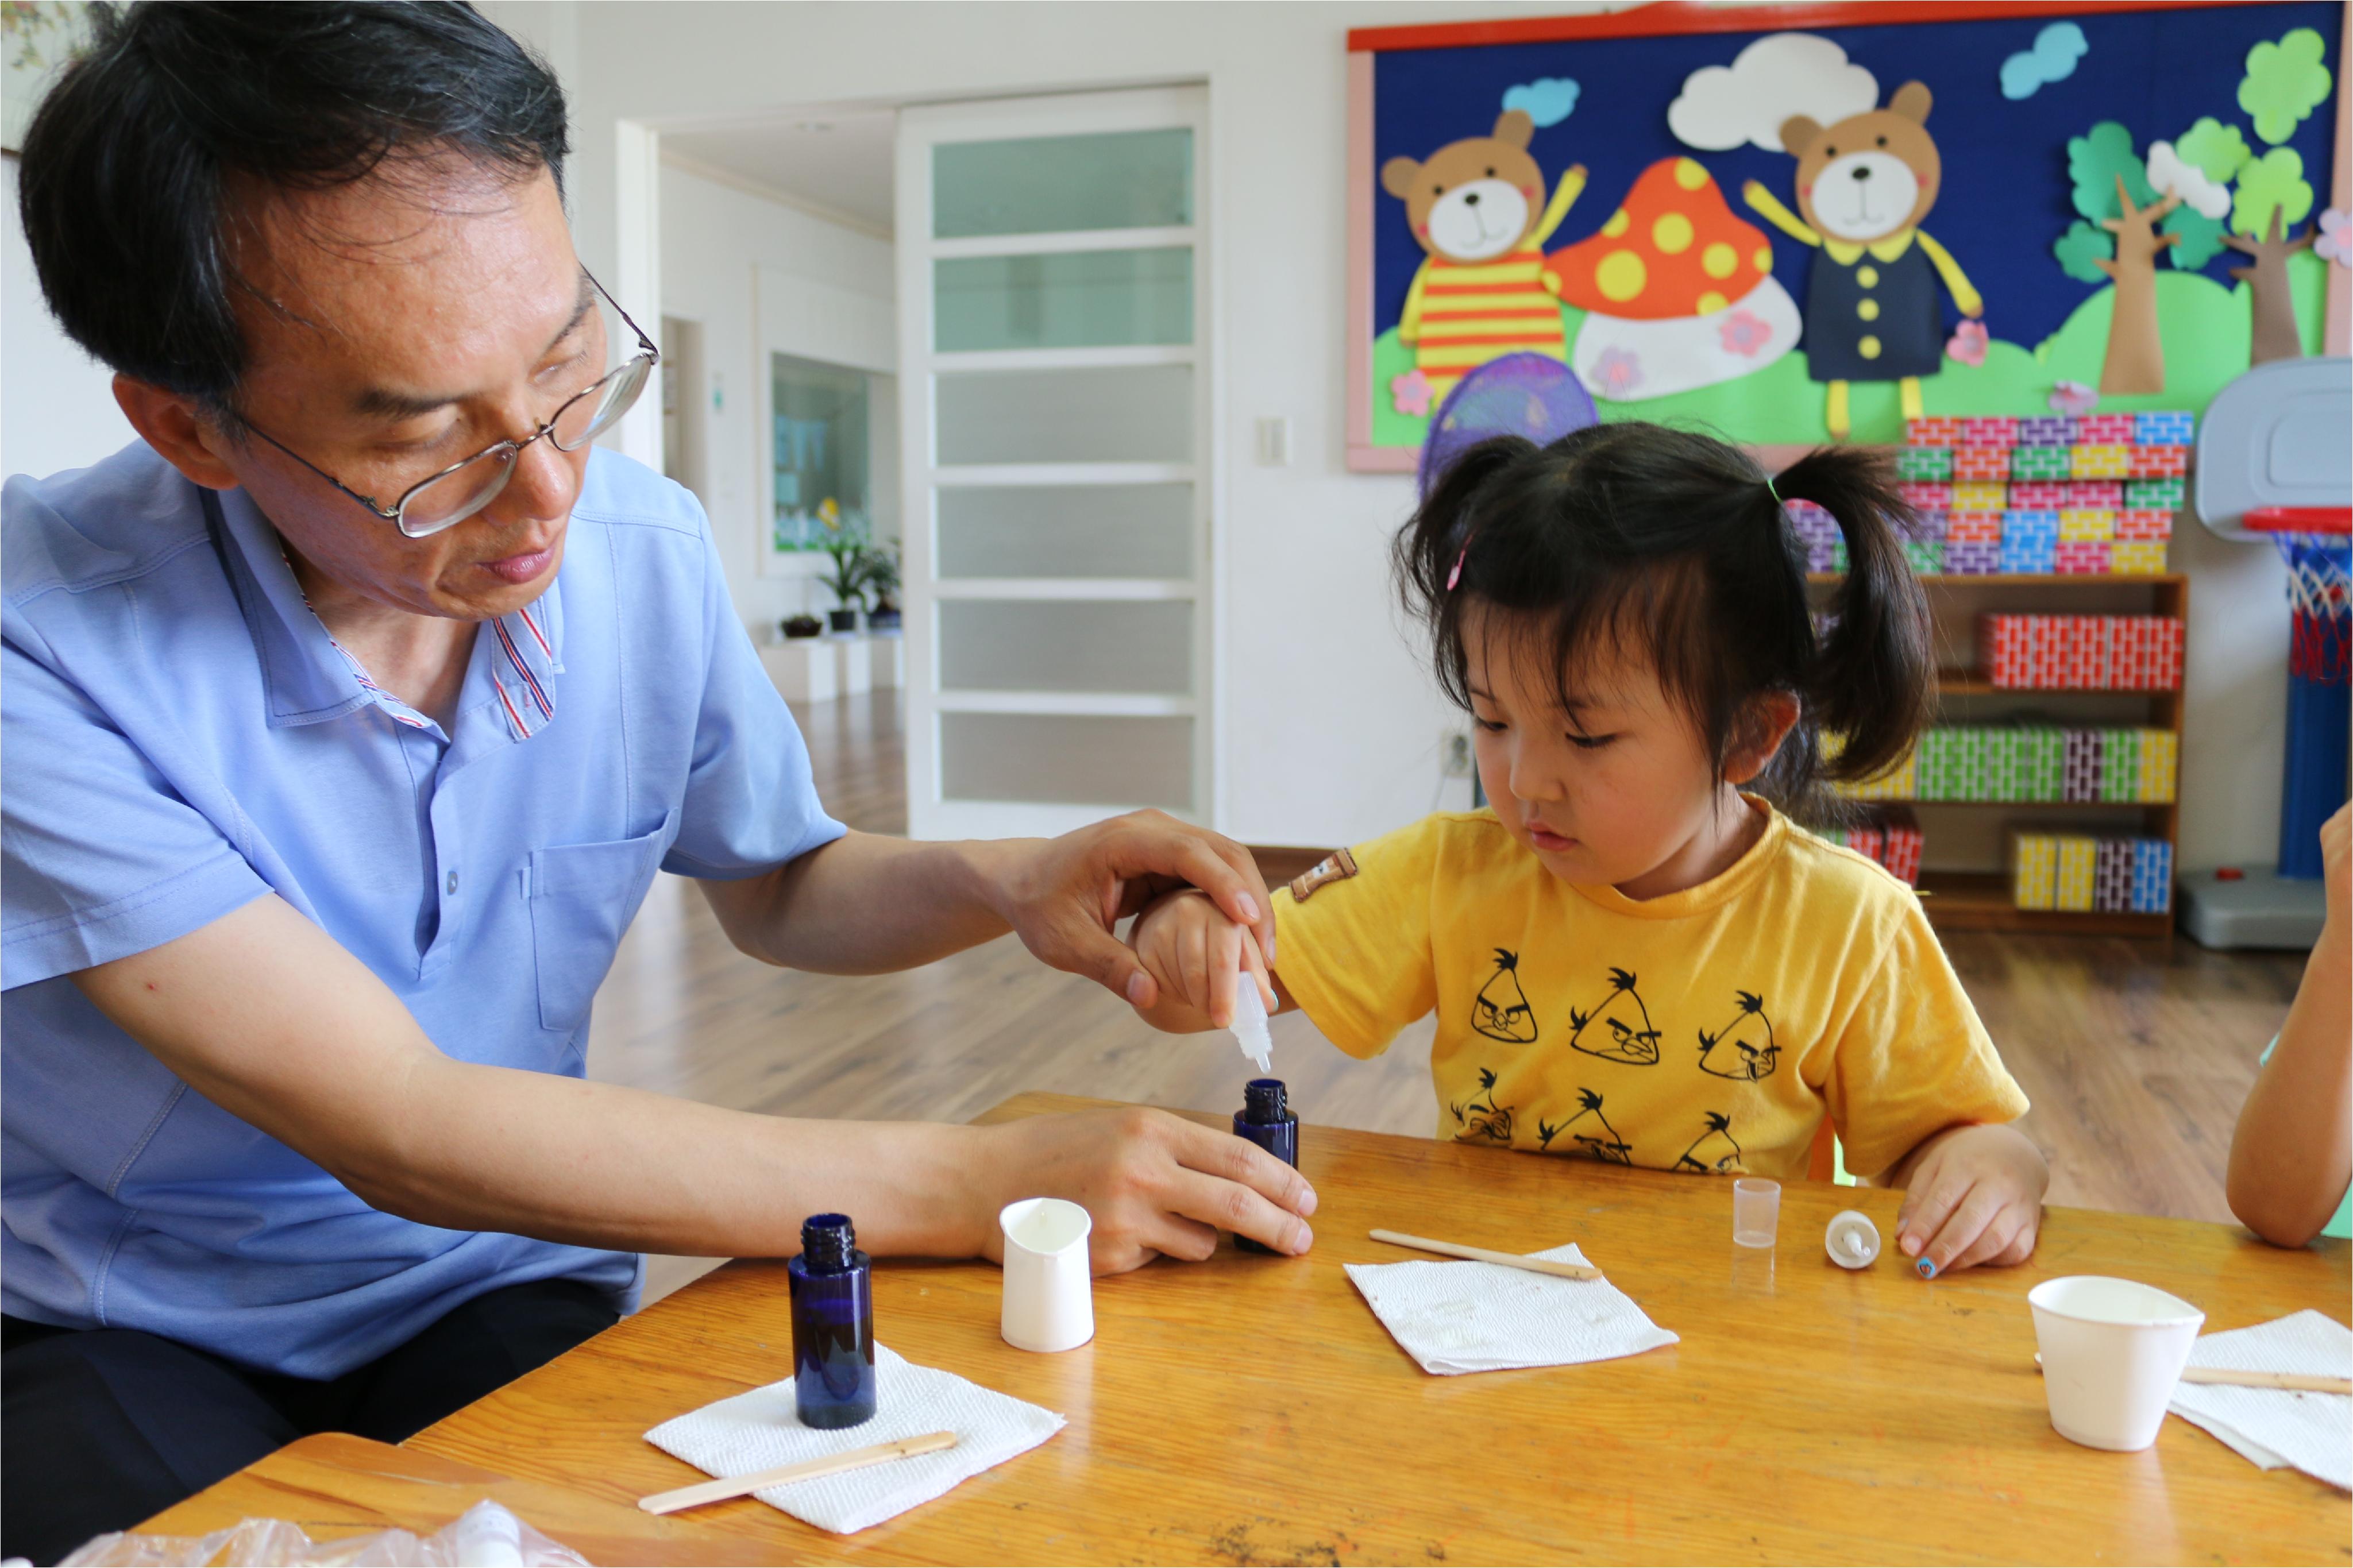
897, 87, 1212, 840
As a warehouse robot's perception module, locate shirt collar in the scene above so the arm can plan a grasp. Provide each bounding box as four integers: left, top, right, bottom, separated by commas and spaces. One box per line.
1822, 231, 1919, 267
203, 484, 564, 741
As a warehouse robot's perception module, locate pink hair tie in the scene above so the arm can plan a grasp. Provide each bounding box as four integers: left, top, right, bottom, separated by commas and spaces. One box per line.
1446, 529, 1476, 591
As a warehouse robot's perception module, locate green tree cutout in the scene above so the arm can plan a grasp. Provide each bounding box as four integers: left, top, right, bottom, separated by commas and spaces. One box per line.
2052, 123, 2180, 395
2054, 26, 2332, 390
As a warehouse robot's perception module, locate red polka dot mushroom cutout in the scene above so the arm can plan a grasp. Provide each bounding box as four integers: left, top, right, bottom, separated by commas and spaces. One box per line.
1542, 157, 1800, 401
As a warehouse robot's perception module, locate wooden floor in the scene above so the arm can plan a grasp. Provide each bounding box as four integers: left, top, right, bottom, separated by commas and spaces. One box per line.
587, 690, 2308, 1300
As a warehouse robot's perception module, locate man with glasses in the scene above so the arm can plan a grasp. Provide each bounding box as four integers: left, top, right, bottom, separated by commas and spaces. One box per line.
1, 6, 1306, 1558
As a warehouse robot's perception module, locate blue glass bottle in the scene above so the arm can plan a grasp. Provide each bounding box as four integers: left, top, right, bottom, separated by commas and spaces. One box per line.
788, 1213, 876, 1428
1232, 1078, 1299, 1256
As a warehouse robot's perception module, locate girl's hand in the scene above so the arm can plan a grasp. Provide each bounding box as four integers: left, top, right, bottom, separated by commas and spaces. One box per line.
1128, 889, 1276, 1033
1891, 1122, 2049, 1275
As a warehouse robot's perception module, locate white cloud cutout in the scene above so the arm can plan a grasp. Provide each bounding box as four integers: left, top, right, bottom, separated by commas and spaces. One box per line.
2147, 140, 2232, 221
1668, 33, 1881, 154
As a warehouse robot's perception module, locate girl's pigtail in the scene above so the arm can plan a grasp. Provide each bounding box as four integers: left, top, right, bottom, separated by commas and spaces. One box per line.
1773, 447, 1932, 785
1394, 435, 1538, 706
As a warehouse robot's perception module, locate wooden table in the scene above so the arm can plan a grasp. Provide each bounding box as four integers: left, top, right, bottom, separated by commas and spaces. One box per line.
145, 1092, 2349, 1564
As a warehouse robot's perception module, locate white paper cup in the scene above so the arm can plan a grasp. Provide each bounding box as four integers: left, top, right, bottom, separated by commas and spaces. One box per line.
2028, 1275, 2204, 1451
1000, 1198, 1094, 1353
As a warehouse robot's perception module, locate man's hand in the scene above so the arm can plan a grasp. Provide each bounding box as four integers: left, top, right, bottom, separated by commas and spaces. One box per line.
983, 810, 1275, 1009
1889, 1122, 2048, 1275
976, 1105, 1316, 1270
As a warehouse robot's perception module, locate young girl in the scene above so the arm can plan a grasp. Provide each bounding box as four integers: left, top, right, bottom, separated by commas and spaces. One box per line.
1132, 422, 2046, 1275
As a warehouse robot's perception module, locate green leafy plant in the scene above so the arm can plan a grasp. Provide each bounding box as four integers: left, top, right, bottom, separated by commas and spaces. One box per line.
819, 536, 870, 611
862, 540, 901, 614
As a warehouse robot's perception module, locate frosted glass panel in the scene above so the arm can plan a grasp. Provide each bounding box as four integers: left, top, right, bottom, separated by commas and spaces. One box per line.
936, 365, 1191, 465
934, 129, 1192, 238
938, 485, 1191, 579
943, 713, 1192, 809
935, 248, 1191, 352
940, 600, 1191, 694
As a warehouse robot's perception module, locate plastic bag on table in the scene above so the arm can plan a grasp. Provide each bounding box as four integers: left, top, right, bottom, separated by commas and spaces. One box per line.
54, 1499, 589, 1566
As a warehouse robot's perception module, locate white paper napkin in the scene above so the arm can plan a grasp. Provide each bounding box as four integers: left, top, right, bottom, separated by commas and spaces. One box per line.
1344, 1243, 1677, 1376
645, 1345, 1064, 1533
2167, 1310, 2352, 1493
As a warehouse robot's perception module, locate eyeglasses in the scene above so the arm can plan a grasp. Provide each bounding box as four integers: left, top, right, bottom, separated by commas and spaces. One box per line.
244, 273, 659, 539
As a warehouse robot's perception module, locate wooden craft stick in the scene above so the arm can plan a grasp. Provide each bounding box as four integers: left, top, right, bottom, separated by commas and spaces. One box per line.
638, 1430, 958, 1515
2033, 1355, 2350, 1395
1369, 1229, 1603, 1280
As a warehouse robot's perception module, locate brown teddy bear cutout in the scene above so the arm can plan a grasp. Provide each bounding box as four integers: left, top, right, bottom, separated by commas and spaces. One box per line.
1381, 109, 1587, 410
1740, 83, 1983, 439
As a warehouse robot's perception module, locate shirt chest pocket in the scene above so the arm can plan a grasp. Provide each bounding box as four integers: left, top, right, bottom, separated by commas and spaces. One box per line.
526, 813, 673, 1036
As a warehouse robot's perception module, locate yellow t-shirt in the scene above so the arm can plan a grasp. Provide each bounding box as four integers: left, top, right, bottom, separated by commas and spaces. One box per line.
1272, 800, 2027, 1182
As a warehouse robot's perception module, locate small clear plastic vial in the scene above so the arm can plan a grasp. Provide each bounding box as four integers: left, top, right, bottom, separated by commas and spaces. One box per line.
788, 1212, 876, 1428
1232, 1078, 1299, 1256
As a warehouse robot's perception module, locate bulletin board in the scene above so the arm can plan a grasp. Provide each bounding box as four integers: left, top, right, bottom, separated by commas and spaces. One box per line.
1345, 1, 2352, 469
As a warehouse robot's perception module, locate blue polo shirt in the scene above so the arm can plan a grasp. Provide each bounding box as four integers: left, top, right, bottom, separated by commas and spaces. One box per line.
2, 443, 843, 1378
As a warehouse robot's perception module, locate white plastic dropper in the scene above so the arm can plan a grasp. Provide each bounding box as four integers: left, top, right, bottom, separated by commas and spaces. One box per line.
1229, 971, 1274, 1075
1825, 1210, 1881, 1268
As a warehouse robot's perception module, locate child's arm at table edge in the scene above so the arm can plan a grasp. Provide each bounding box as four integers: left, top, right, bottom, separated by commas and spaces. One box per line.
2225, 801, 2351, 1248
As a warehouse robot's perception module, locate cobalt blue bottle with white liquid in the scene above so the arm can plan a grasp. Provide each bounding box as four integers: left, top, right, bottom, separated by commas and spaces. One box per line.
1232, 1078, 1300, 1255
788, 1212, 876, 1428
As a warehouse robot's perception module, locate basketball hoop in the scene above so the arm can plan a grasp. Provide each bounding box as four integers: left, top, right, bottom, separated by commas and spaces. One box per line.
2244, 507, 2351, 686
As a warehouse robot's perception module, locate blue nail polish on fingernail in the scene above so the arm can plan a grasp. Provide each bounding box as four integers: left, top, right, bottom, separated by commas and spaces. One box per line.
1916, 1256, 1938, 1279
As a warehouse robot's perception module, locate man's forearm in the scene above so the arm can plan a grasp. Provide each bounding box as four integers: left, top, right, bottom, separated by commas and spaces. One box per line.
363, 1057, 1001, 1258
702, 829, 1030, 972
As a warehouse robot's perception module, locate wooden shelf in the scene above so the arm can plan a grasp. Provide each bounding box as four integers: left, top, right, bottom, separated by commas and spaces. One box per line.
1935, 669, 2181, 697
1887, 797, 2173, 809
1915, 871, 2172, 937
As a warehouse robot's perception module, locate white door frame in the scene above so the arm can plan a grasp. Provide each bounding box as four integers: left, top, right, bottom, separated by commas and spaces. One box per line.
896, 85, 1216, 841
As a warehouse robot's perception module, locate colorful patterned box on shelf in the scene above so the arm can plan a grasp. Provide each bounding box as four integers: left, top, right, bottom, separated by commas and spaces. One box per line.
2059, 508, 2117, 542
2000, 530, 2058, 575
1895, 446, 1953, 481
2099, 728, 2141, 803
1959, 416, 2019, 448
1947, 512, 2003, 543
2078, 413, 2138, 445
2111, 539, 2169, 575
1842, 747, 1917, 801
1819, 809, 1923, 886
2134, 411, 2196, 446
2125, 476, 2185, 510
1951, 481, 2008, 512
1901, 539, 1946, 574
2012, 831, 2059, 910
2063, 728, 2103, 801
2128, 445, 2190, 480
2116, 508, 2173, 541
2072, 445, 2132, 480
1904, 508, 1949, 541
1897, 481, 1951, 511
2067, 481, 2125, 509
1945, 539, 2001, 574
2055, 836, 2098, 912
1953, 446, 2012, 482
2054, 539, 2112, 574
2011, 445, 2075, 481
2011, 481, 2073, 508
2093, 837, 2135, 913
1906, 417, 1964, 446
2131, 838, 2173, 913
2138, 729, 2179, 802
2027, 727, 2065, 801
2016, 414, 2077, 448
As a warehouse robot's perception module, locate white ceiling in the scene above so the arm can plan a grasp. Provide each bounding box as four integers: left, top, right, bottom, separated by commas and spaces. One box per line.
664, 108, 898, 238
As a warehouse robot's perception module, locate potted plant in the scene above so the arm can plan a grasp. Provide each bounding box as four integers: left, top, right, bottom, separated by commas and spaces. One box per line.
818, 535, 866, 635
863, 541, 902, 633
781, 612, 823, 640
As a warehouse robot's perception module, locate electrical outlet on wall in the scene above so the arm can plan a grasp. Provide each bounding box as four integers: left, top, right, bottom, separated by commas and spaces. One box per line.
1441, 729, 1474, 779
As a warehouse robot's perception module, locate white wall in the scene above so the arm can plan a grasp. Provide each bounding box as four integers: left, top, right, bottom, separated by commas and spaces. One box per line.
549, 0, 2301, 864
658, 163, 896, 630
3, 157, 138, 481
